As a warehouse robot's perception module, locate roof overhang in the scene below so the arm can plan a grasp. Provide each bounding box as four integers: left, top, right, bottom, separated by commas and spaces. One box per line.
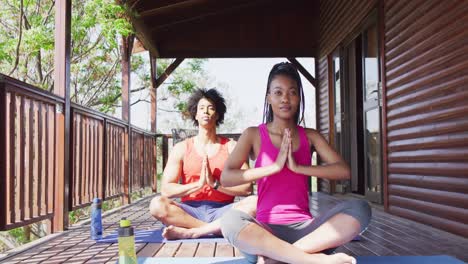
126, 0, 319, 58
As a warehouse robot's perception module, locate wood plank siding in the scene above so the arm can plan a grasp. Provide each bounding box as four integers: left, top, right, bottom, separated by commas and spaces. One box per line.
317, 56, 333, 193
317, 0, 468, 237
317, 0, 376, 193
319, 0, 377, 58
384, 0, 468, 237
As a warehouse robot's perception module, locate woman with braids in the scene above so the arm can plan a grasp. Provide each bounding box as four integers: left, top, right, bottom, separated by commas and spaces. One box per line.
220, 62, 371, 264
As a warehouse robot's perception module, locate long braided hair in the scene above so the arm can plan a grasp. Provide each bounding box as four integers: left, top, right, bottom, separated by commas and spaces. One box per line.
262, 62, 305, 125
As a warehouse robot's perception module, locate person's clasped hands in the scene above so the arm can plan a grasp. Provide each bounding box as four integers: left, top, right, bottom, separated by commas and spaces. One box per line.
198, 155, 217, 189
274, 128, 299, 173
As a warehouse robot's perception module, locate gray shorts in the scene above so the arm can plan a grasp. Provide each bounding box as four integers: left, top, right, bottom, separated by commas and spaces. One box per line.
220, 199, 372, 263
178, 200, 233, 223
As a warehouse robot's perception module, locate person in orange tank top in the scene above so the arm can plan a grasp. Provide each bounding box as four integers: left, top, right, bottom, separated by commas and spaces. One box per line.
149, 88, 255, 240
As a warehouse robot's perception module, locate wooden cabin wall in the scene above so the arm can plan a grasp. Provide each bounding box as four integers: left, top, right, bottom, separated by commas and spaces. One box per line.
317, 0, 376, 194
384, 0, 468, 238
319, 0, 376, 58
317, 56, 332, 193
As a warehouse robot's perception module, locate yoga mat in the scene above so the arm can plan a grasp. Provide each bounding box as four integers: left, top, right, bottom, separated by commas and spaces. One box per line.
128, 257, 249, 264
356, 255, 464, 264
97, 229, 227, 244
119, 255, 464, 264
97, 229, 359, 244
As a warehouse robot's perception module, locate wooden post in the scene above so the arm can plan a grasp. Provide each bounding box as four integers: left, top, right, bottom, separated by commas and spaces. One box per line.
327, 54, 335, 195
102, 120, 107, 201
162, 136, 169, 170
121, 35, 134, 205
379, 0, 389, 212
52, 0, 71, 232
287, 57, 318, 88
0, 79, 6, 230
150, 54, 158, 193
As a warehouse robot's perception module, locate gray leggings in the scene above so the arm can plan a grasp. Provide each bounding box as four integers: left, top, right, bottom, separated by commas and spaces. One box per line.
220, 199, 372, 263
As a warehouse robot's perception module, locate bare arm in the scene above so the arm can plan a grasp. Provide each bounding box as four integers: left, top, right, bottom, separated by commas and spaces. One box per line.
221, 127, 289, 187
160, 141, 204, 198
288, 129, 350, 180
214, 140, 252, 196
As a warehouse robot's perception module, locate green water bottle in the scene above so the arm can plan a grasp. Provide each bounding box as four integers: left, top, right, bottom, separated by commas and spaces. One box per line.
118, 218, 137, 264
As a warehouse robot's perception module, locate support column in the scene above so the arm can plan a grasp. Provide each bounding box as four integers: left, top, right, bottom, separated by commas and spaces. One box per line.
149, 54, 157, 193
52, 0, 71, 232
121, 35, 134, 205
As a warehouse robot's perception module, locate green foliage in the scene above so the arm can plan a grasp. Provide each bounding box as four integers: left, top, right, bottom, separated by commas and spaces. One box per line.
0, 0, 206, 116
8, 227, 30, 244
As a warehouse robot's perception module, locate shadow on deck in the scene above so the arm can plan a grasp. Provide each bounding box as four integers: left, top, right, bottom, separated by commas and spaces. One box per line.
1, 193, 467, 263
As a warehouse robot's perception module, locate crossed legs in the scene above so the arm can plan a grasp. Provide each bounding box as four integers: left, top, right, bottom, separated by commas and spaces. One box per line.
149, 195, 258, 239
220, 199, 371, 264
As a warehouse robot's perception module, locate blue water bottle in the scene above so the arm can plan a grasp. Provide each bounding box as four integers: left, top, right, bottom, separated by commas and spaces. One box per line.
91, 197, 103, 240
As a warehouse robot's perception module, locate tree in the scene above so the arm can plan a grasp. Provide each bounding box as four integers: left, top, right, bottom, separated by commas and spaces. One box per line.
0, 0, 205, 114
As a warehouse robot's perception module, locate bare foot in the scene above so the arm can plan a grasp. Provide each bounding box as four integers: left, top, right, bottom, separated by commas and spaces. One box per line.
162, 225, 198, 240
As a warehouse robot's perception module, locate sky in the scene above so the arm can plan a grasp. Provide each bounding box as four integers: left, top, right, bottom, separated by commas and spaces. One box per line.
124, 57, 316, 134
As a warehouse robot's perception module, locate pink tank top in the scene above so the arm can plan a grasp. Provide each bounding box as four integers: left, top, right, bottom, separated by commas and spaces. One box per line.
255, 124, 313, 224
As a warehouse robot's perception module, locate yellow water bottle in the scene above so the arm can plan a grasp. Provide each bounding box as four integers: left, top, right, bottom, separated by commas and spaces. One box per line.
118, 218, 137, 264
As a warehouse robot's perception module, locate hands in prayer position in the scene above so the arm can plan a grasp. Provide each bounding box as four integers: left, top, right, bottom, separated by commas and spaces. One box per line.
198, 156, 217, 189
274, 128, 299, 174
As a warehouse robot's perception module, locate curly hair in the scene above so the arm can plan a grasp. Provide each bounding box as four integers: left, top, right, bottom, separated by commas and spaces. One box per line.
262, 62, 305, 125
187, 88, 227, 127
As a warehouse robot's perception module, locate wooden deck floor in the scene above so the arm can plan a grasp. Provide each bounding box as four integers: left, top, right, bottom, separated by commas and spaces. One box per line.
1, 193, 467, 263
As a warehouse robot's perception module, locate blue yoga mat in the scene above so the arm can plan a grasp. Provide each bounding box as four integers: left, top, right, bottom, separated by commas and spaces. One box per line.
124, 257, 246, 264
122, 256, 464, 264
97, 229, 360, 244
97, 229, 227, 244
356, 255, 464, 264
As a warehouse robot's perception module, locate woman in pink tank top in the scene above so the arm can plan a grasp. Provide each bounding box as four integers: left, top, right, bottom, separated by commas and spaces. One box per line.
220, 62, 371, 264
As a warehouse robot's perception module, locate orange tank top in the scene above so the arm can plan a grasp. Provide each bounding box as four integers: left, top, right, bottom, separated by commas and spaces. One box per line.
181, 136, 234, 203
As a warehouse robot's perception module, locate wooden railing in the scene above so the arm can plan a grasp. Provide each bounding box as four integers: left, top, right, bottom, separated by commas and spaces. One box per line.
131, 127, 155, 192
0, 75, 61, 230
0, 74, 156, 231
105, 120, 127, 201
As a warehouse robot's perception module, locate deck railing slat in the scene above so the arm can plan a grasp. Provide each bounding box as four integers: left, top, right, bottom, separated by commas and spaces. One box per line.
37, 102, 43, 217
86, 117, 91, 203
85, 117, 90, 203
106, 125, 111, 197
28, 98, 34, 220
19, 96, 26, 222
47, 104, 53, 214
112, 125, 116, 197
8, 93, 16, 225
93, 120, 98, 199
44, 103, 49, 215
1, 88, 8, 229
102, 121, 107, 199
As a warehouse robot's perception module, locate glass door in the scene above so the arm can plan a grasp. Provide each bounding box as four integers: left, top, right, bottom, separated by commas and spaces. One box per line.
332, 50, 351, 193
362, 23, 383, 203
333, 53, 343, 155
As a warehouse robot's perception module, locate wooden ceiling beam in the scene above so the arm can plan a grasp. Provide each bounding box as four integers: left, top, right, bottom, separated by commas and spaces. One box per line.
145, 0, 267, 32
132, 38, 146, 54
128, 15, 160, 57
135, 0, 192, 14
287, 57, 317, 88
155, 58, 185, 89
140, 0, 221, 18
